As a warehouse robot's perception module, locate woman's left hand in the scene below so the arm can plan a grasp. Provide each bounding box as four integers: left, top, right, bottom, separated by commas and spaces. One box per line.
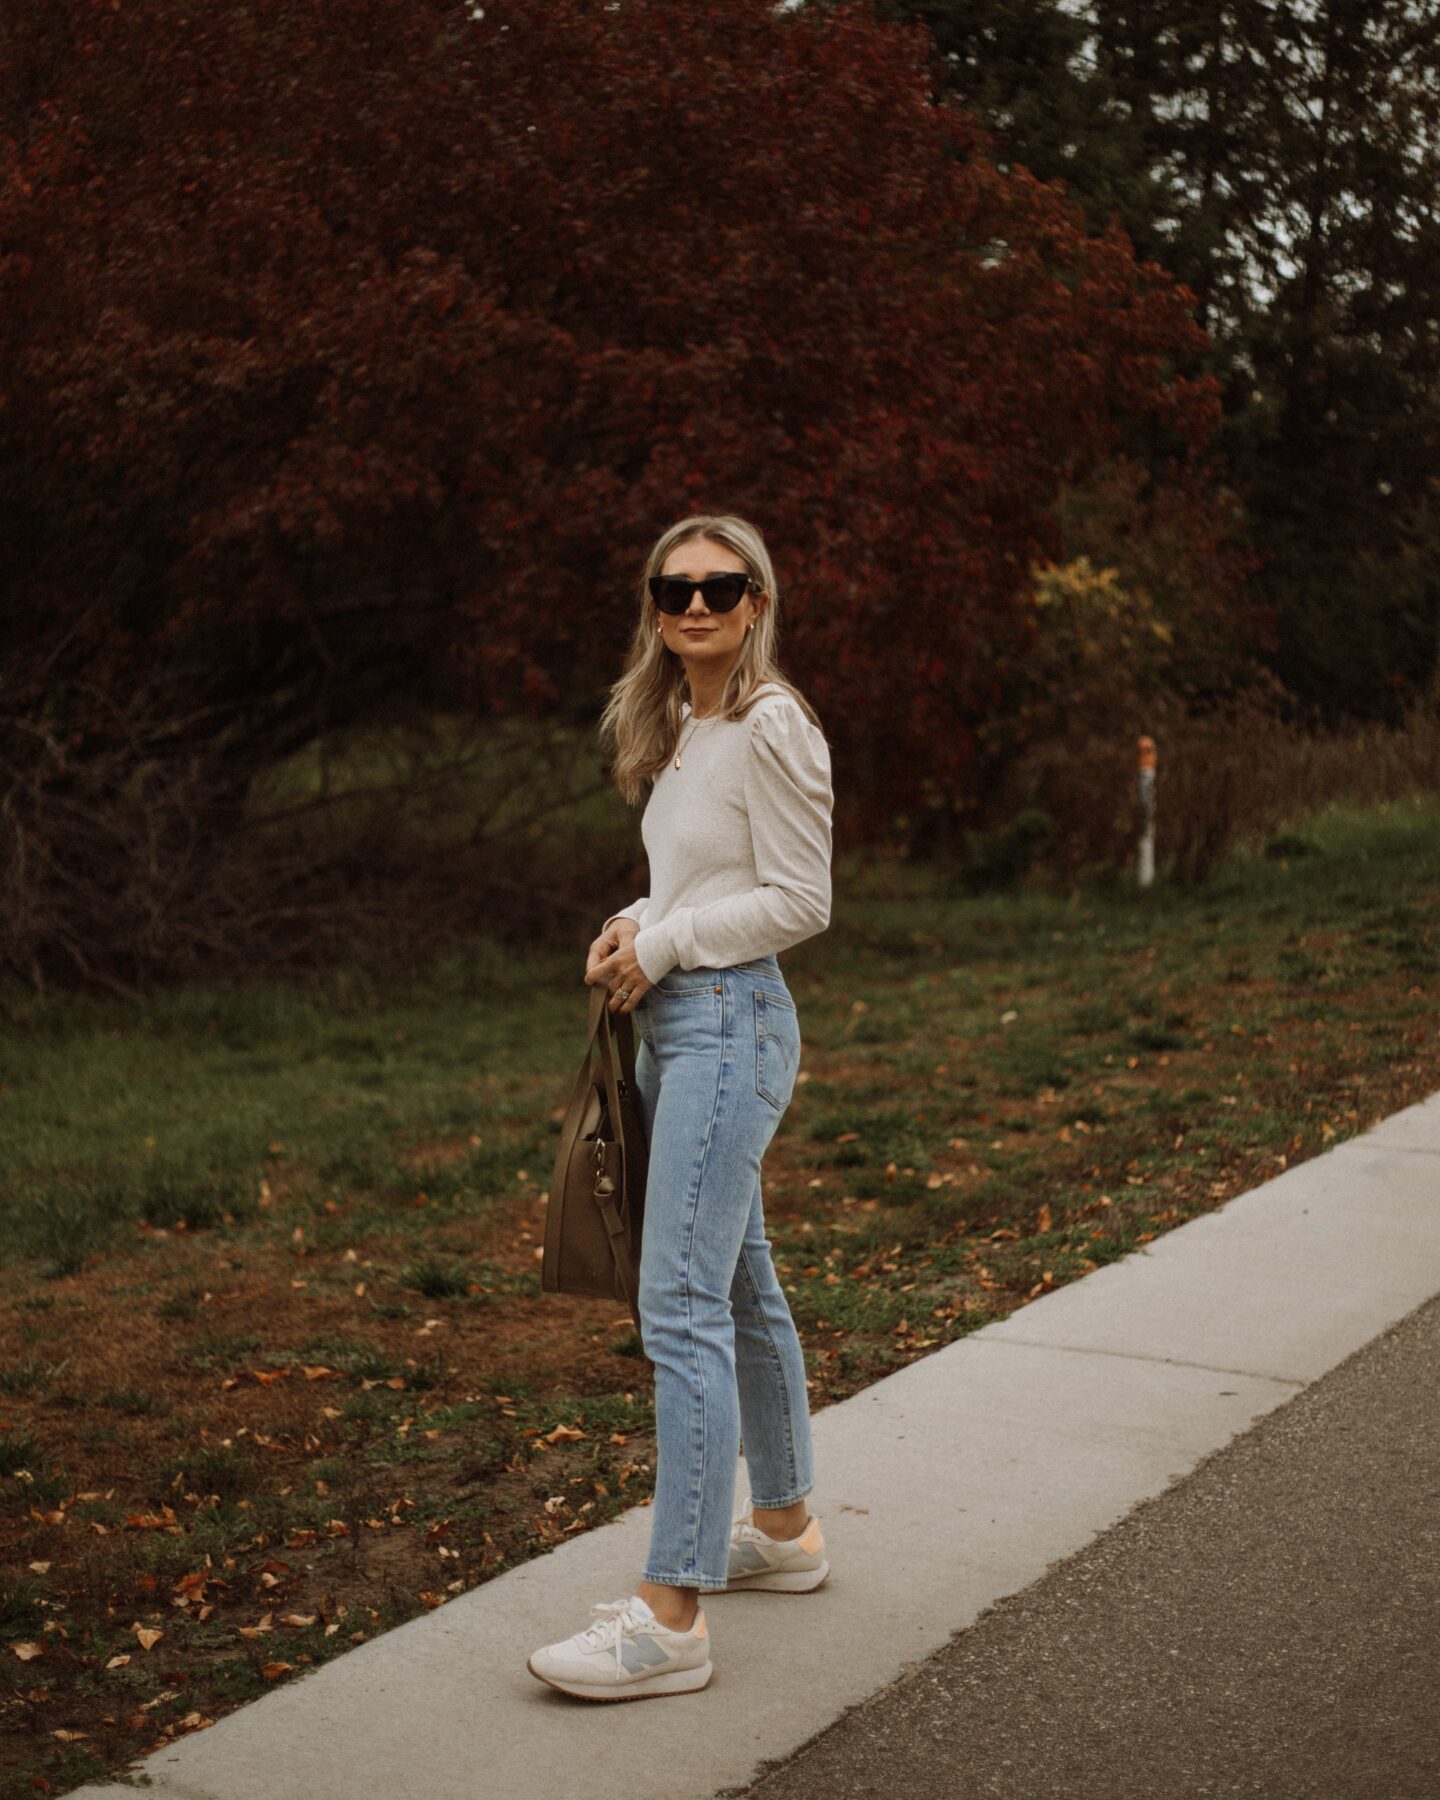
584, 923, 654, 1014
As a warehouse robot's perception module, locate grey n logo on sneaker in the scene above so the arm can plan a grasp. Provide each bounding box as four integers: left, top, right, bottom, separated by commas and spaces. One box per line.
620, 1635, 672, 1673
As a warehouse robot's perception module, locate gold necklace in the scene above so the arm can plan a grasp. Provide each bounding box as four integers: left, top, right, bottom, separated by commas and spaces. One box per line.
674, 708, 717, 769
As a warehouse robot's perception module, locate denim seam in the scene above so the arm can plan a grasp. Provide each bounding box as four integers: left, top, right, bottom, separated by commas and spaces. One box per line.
676, 986, 727, 1584
756, 986, 796, 1011
734, 1244, 798, 1498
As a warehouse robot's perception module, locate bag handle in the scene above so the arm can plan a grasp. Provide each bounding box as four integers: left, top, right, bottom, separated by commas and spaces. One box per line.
589, 977, 640, 1082
589, 984, 643, 1316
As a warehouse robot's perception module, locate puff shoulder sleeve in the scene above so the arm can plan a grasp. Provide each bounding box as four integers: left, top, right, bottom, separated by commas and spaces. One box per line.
631, 700, 832, 982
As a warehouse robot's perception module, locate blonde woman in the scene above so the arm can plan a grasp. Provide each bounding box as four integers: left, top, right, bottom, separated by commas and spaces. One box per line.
527, 514, 835, 1700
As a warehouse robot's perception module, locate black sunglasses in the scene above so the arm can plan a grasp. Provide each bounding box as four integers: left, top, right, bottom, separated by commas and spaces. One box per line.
648, 572, 758, 615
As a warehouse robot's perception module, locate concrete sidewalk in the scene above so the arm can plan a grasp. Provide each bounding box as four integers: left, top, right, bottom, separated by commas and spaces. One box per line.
65, 1087, 1440, 1800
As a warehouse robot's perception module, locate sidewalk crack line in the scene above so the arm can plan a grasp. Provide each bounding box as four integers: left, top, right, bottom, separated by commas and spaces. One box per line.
973, 1335, 1305, 1386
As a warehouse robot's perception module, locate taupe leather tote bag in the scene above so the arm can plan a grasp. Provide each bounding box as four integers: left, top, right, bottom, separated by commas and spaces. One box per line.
542, 981, 649, 1335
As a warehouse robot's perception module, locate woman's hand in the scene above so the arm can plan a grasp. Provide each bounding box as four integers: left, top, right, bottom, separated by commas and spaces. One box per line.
585, 920, 654, 1014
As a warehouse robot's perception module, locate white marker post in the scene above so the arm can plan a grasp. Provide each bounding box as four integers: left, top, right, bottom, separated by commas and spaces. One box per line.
1137, 735, 1156, 887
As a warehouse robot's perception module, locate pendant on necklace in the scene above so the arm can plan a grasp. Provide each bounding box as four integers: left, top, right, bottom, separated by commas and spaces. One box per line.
674, 713, 708, 769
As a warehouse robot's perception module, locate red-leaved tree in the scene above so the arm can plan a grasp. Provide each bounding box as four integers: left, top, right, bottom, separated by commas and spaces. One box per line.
0, 0, 1228, 980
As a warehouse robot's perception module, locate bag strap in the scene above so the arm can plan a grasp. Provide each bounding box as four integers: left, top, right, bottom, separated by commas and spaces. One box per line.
550, 987, 612, 1179
591, 980, 641, 1092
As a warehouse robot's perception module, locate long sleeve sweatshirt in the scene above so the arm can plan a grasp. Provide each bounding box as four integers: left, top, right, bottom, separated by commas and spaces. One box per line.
602, 682, 833, 984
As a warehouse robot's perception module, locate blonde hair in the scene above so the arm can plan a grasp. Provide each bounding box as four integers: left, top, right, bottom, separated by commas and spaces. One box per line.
599, 514, 824, 806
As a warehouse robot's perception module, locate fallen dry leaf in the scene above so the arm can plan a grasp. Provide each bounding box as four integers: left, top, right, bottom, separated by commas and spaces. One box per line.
125, 1506, 179, 1531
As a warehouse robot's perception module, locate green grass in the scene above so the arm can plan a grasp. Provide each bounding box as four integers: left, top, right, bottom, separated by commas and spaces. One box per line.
0, 934, 577, 1271
397, 1252, 477, 1300
2, 793, 1438, 1284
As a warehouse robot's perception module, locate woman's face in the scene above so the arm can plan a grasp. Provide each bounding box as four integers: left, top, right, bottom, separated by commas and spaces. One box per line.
655, 536, 765, 680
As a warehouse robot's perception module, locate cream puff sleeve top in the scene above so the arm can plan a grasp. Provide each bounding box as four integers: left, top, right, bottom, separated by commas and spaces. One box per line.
602, 682, 833, 984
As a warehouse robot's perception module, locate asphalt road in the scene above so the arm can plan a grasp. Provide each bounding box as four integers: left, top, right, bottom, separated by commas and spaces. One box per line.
725, 1290, 1440, 1800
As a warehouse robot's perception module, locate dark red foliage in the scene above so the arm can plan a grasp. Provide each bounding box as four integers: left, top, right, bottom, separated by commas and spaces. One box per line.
0, 0, 1223, 844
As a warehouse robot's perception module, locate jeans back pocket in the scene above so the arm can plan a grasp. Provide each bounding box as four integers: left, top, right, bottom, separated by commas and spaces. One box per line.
754, 988, 801, 1111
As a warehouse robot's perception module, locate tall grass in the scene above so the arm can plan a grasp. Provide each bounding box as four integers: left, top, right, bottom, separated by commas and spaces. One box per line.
977, 686, 1440, 889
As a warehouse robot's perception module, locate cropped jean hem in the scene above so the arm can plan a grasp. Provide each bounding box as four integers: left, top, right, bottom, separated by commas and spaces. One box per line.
746, 1479, 816, 1509
640, 1569, 734, 1593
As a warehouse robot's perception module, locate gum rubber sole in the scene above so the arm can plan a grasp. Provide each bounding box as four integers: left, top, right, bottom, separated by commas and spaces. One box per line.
526, 1656, 714, 1700
720, 1558, 831, 1593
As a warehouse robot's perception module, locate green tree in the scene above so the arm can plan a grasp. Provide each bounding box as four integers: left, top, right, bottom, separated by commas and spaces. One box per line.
858, 0, 1440, 722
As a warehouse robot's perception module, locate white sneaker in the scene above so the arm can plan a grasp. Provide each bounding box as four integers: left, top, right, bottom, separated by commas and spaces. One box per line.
723, 1512, 830, 1592
526, 1594, 713, 1701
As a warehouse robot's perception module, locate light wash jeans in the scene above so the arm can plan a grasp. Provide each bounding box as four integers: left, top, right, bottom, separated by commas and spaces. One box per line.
631, 952, 816, 1591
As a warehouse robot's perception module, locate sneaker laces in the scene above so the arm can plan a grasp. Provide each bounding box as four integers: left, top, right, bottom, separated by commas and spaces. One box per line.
576, 1596, 661, 1678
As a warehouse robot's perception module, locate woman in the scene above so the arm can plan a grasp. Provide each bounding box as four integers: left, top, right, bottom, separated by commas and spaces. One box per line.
527, 513, 835, 1701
